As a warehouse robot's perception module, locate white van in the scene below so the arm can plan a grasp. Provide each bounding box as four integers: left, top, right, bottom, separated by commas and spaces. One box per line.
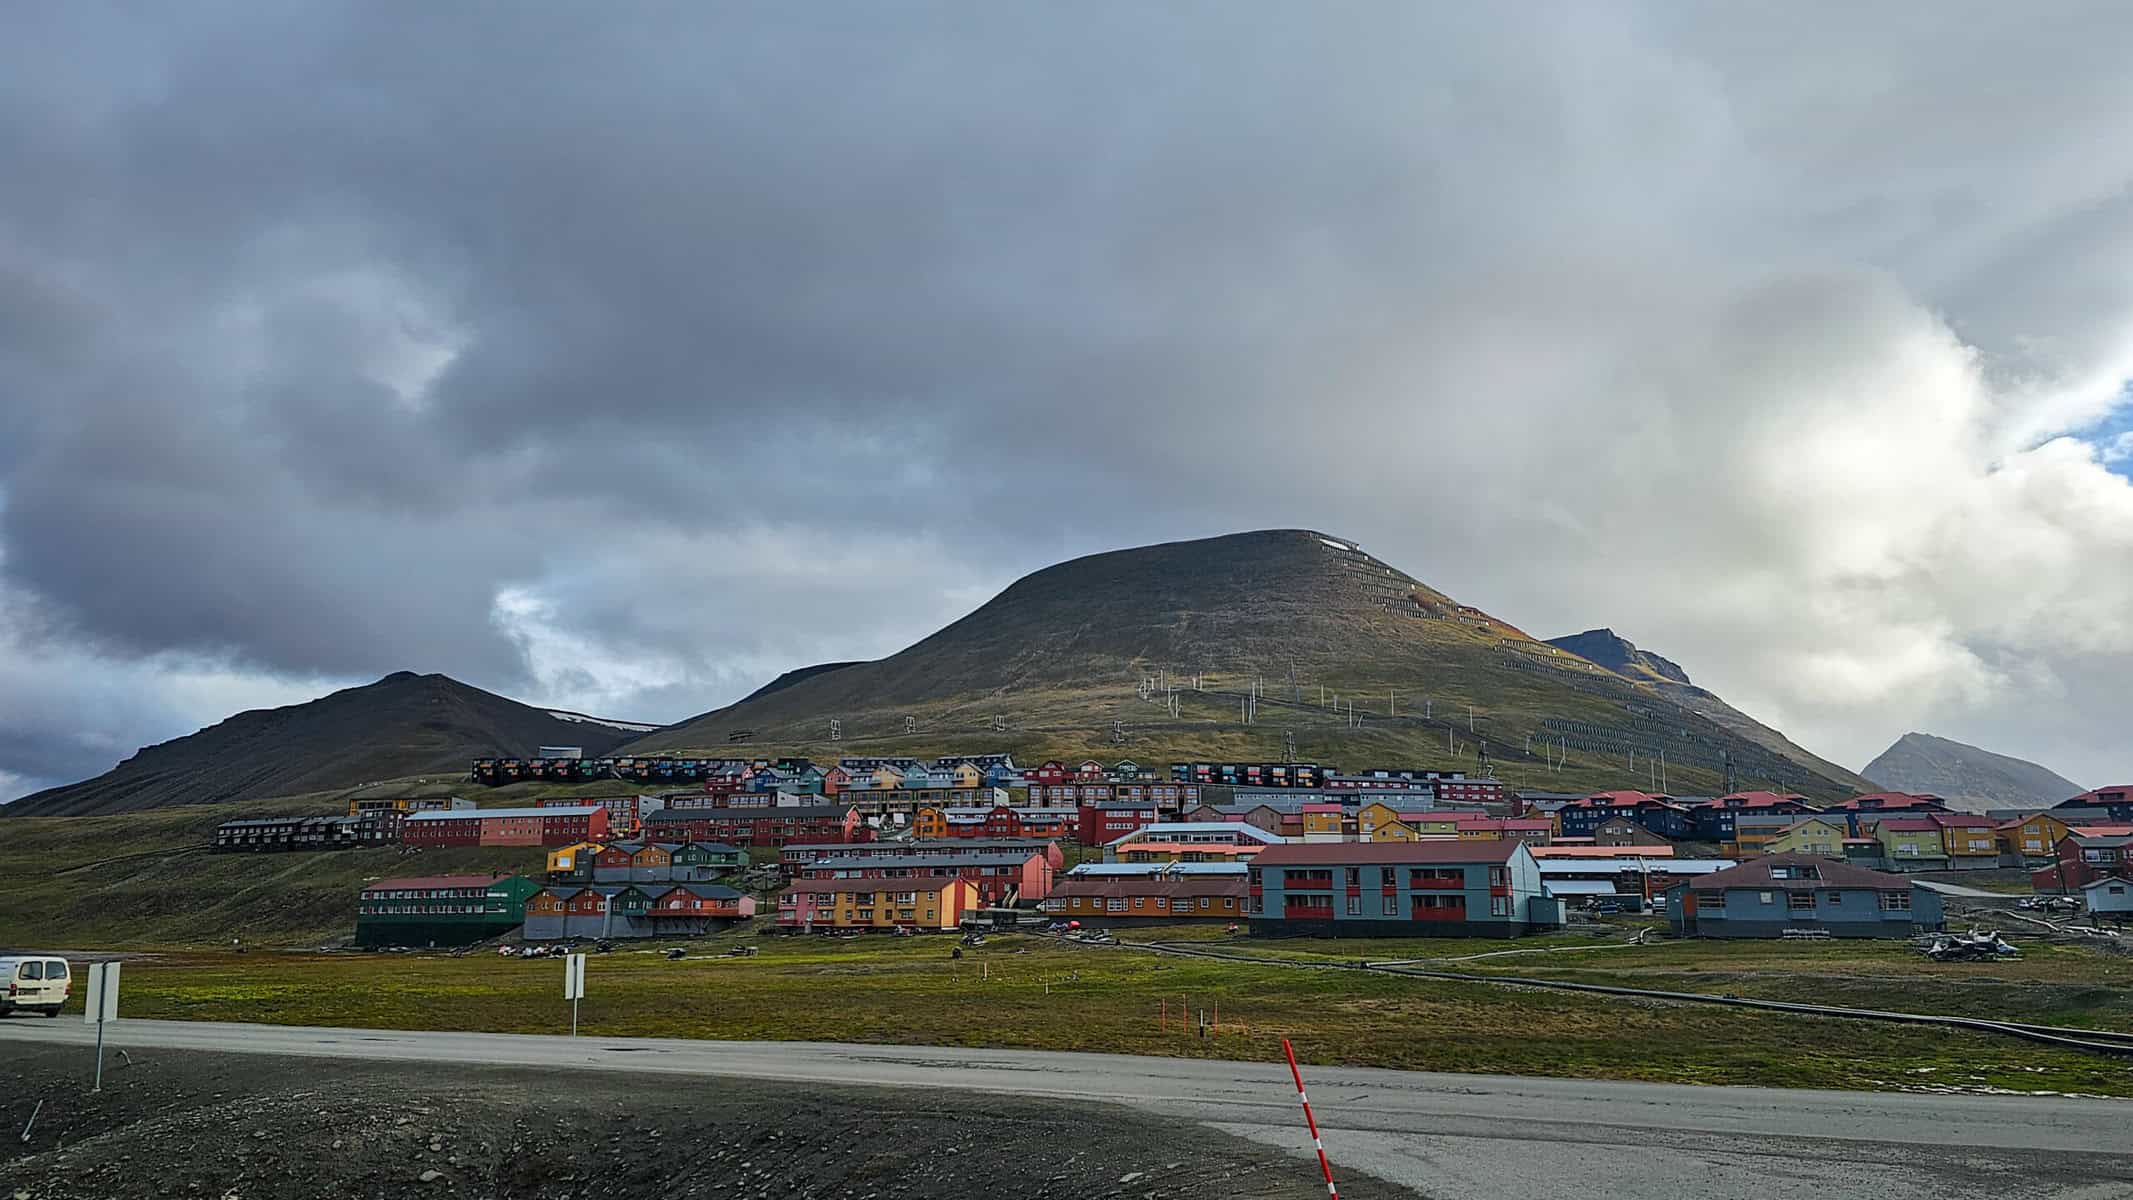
0, 956, 72, 1017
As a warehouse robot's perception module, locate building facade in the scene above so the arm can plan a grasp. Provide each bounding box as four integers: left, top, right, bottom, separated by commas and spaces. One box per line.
1247, 841, 1562, 937
776, 876, 980, 931
355, 874, 540, 947
1667, 854, 1943, 938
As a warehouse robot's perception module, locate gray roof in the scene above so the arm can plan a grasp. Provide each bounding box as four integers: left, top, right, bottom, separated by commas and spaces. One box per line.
406, 805, 601, 821
806, 852, 1036, 870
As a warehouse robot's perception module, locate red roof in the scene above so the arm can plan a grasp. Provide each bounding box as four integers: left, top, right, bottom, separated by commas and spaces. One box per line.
1252, 841, 1521, 867
1571, 790, 1685, 812
361, 874, 516, 892
1874, 817, 1943, 833
2061, 786, 2133, 806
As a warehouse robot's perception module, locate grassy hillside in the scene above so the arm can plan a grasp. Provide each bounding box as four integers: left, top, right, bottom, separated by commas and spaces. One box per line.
626, 530, 1857, 800
0, 792, 543, 948
7, 671, 656, 818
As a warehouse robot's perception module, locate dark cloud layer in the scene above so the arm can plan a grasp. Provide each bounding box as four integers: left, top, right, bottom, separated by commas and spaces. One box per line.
4, 3, 2133, 798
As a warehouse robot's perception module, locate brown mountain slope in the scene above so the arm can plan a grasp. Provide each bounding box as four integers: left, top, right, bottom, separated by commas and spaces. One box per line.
4, 672, 658, 817
1545, 628, 1875, 792
628, 530, 1859, 799
1863, 732, 2085, 812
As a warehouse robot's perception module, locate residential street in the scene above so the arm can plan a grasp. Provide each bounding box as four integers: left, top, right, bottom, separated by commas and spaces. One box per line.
3, 1019, 2126, 1198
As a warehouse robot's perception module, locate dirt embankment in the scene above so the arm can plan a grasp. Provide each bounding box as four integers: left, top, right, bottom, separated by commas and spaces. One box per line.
0, 1044, 1413, 1200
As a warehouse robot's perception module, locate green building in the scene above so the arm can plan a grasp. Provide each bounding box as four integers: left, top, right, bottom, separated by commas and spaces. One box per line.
355, 873, 541, 947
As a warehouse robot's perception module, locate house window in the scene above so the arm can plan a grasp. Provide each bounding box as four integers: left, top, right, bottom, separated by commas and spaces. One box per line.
1198, 897, 1210, 910
1787, 892, 1815, 911
1382, 897, 1396, 916
1346, 896, 1361, 915
1880, 891, 1912, 911
1490, 896, 1510, 917
1107, 898, 1126, 912
1758, 891, 1774, 905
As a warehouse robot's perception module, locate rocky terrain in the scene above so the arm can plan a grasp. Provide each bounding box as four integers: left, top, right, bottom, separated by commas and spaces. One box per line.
1863, 732, 2085, 812
0, 1044, 1411, 1200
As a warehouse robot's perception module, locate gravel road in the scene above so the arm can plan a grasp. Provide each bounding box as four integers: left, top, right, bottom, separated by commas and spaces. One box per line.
3, 1018, 2128, 1198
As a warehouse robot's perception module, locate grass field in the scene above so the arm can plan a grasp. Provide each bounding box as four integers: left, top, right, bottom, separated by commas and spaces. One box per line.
1116, 924, 2133, 1034
46, 927, 2133, 1098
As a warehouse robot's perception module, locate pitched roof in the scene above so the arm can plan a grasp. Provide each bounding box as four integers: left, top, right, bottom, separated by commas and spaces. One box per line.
1705, 791, 1816, 809
405, 805, 602, 821
1048, 876, 1247, 900
653, 882, 744, 900
784, 876, 970, 895
1681, 853, 1916, 891
802, 852, 1037, 870
646, 805, 852, 822
1252, 840, 1521, 867
2057, 786, 2133, 808
1827, 792, 1944, 810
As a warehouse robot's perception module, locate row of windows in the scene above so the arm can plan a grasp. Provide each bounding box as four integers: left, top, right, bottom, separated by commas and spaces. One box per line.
358, 904, 496, 915
1691, 890, 1914, 911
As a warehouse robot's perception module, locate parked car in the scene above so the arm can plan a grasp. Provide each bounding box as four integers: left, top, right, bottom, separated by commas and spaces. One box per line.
0, 955, 72, 1017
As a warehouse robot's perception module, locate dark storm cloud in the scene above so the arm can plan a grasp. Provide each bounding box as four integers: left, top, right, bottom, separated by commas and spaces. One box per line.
3, 2, 2133, 799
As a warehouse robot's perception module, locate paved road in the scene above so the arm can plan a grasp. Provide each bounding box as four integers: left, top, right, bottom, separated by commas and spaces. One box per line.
3, 1020, 2127, 1198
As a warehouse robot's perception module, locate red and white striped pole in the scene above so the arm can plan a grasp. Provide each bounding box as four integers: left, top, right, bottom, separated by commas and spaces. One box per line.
1282, 1039, 1339, 1199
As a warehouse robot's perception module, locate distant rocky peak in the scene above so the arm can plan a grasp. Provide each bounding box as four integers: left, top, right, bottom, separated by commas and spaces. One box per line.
1544, 628, 1692, 686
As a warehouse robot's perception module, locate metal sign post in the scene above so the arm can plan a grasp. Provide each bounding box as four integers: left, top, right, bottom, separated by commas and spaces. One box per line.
83, 961, 120, 1091
563, 953, 586, 1036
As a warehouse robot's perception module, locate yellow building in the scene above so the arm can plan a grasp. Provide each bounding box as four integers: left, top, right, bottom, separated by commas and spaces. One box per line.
1299, 806, 1348, 841
1766, 817, 1848, 857
1357, 802, 1402, 841
1370, 819, 1421, 842
948, 762, 984, 789
546, 841, 603, 875
778, 876, 979, 931
1935, 815, 2000, 866
1999, 813, 2071, 861
910, 807, 948, 839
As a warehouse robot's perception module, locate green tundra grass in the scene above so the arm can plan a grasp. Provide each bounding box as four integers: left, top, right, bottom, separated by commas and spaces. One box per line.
43, 929, 2133, 1098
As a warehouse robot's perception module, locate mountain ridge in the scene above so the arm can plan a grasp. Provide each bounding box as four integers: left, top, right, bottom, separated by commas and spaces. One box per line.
1542, 628, 1875, 792
5, 672, 656, 817
626, 529, 1861, 799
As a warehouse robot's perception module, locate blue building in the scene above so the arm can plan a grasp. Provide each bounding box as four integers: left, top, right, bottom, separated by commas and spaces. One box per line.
1666, 853, 1943, 938
1683, 791, 1821, 844
1247, 841, 1562, 937
1557, 792, 1693, 840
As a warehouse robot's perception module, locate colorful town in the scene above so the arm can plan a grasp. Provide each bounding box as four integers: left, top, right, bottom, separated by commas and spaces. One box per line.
209, 756, 2133, 949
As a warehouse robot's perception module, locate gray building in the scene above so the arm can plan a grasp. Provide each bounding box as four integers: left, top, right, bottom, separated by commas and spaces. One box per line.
1666, 853, 1943, 938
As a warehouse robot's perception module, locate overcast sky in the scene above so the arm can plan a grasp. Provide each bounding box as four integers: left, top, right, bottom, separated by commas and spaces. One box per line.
5, 3, 2131, 801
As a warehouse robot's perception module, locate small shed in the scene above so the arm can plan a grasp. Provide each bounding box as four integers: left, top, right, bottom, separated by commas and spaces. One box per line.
2081, 876, 2133, 923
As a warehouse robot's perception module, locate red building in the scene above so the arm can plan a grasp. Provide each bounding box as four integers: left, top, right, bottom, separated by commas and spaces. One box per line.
2032, 828, 2133, 893
538, 793, 660, 834
401, 805, 610, 848
641, 804, 860, 847
1077, 801, 1162, 846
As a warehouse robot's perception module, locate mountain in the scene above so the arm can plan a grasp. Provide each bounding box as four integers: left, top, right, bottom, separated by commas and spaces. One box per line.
1862, 732, 2085, 813
1544, 628, 1875, 792
5, 672, 658, 817
626, 530, 1861, 799
739, 661, 862, 703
